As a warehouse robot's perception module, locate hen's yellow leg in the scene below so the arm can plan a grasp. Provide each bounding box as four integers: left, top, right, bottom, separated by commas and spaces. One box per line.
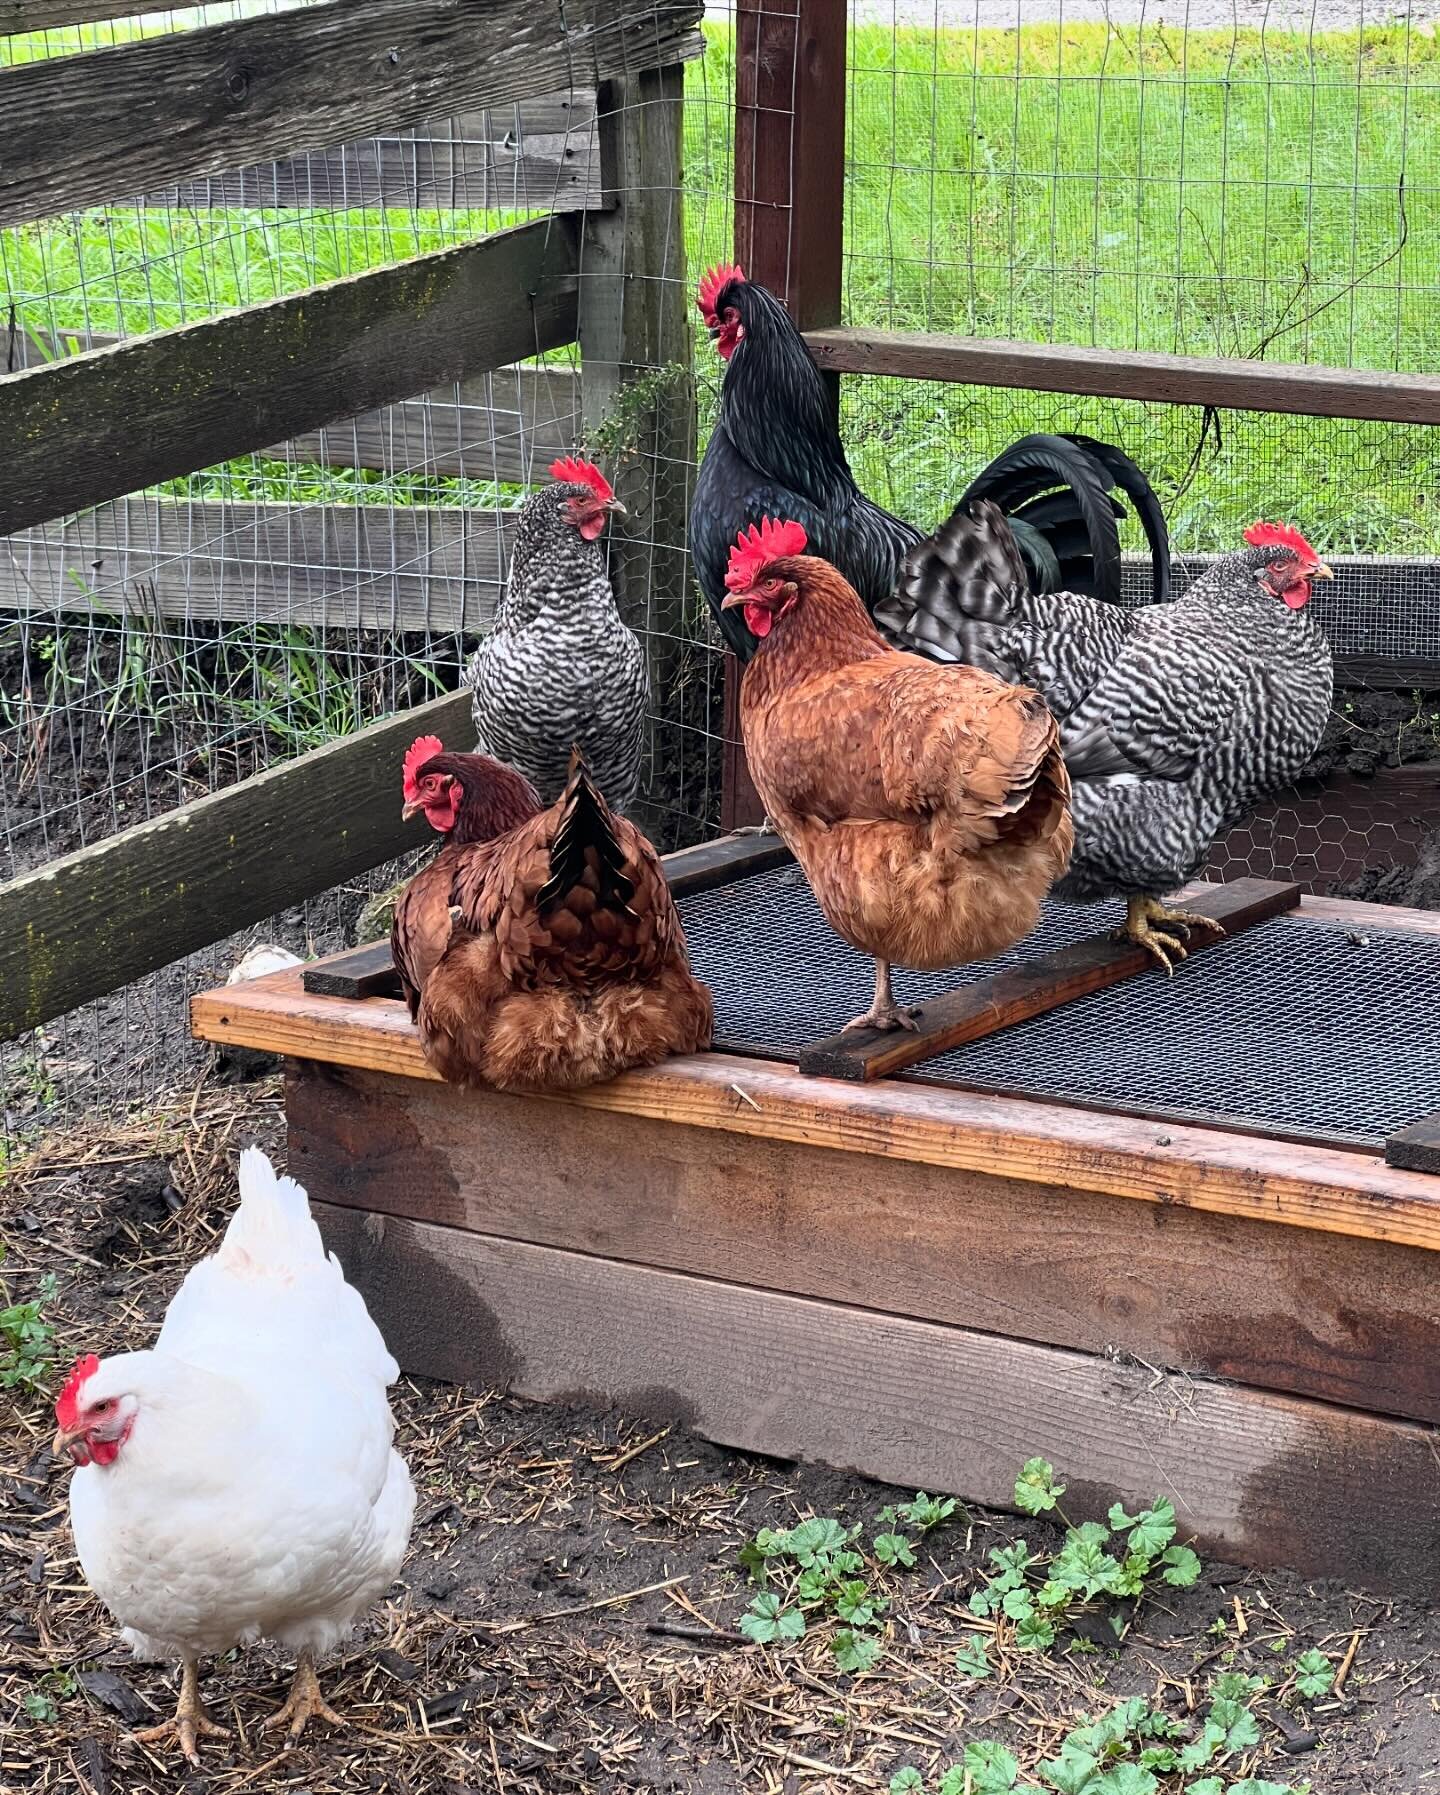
128, 1659, 229, 1766
263, 1648, 346, 1748
1123, 895, 1226, 975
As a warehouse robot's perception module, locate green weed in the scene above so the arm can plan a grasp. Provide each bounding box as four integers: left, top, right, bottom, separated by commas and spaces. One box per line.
0, 1238, 59, 1398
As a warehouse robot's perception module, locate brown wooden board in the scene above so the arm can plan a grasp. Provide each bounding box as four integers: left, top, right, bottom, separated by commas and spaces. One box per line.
0, 689, 471, 1042
799, 878, 1302, 1082
313, 1198, 1440, 1594
1388, 1113, 1440, 1175
0, 221, 577, 538
0, 0, 703, 230
1, 2, 149, 25
303, 942, 403, 1002
291, 1060, 1440, 1425
1, 497, 516, 634
805, 325, 1440, 426
189, 981, 1440, 1251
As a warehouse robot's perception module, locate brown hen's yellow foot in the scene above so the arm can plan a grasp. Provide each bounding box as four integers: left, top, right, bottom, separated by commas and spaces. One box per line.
264, 1650, 346, 1748
128, 1660, 229, 1767
843, 958, 923, 1033
1122, 895, 1227, 976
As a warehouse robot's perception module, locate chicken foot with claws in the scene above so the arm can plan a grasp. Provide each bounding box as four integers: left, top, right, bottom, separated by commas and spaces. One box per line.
1123, 894, 1225, 974
844, 959, 922, 1034
264, 1648, 347, 1747
128, 1658, 230, 1766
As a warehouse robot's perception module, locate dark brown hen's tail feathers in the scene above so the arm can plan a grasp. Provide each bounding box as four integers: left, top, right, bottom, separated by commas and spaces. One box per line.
536, 749, 637, 917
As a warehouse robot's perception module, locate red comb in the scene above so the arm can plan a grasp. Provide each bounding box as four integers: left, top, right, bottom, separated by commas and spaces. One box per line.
548, 457, 614, 503
402, 734, 445, 804
698, 263, 745, 326
1244, 521, 1319, 563
55, 1354, 99, 1433
725, 517, 809, 591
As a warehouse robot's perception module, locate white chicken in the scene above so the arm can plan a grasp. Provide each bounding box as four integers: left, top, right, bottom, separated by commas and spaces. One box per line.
52, 1148, 414, 1764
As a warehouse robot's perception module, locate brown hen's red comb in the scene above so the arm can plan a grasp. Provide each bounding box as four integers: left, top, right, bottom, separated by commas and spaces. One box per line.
698, 263, 745, 325
725, 517, 809, 591
402, 733, 445, 804
55, 1353, 99, 1432
1244, 521, 1320, 563
548, 457, 614, 502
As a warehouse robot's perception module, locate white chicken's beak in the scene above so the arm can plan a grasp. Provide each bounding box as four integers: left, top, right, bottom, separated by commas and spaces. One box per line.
52, 1425, 85, 1466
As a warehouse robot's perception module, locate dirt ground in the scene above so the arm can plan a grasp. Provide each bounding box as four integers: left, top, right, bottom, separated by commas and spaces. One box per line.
4, 1084, 1440, 1795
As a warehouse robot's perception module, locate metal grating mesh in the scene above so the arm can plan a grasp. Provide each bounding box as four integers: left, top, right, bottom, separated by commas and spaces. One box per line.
678, 867, 1440, 1148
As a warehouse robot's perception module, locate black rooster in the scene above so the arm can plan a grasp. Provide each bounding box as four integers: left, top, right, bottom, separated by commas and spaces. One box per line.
689, 265, 1170, 663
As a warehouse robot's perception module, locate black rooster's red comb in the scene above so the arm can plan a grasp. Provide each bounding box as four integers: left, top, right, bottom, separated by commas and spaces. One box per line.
698, 263, 745, 326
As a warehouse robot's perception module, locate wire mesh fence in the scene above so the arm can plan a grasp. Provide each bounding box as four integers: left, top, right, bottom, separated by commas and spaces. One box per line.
3, 0, 1439, 1145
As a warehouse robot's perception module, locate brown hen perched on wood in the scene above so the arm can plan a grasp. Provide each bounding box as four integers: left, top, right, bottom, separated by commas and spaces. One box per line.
392, 736, 712, 1092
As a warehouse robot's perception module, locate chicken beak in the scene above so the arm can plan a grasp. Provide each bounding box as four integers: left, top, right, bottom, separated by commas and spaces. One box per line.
604, 497, 627, 518
1312, 562, 1334, 581
401, 800, 422, 822
52, 1425, 81, 1464
719, 590, 749, 611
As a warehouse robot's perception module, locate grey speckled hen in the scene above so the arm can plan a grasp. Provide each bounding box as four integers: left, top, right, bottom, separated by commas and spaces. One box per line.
891, 506, 1335, 969
469, 459, 649, 812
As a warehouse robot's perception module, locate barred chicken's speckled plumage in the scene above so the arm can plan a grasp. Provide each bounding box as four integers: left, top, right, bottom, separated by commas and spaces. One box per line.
469, 480, 648, 808
891, 501, 1334, 904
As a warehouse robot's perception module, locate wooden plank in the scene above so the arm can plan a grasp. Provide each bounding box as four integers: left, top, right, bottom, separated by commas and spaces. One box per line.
7, 330, 580, 485
0, 496, 515, 634
314, 1200, 1440, 1594
805, 325, 1440, 426
189, 979, 1440, 1252
799, 878, 1301, 1082
138, 95, 601, 214
724, 0, 846, 833
298, 830, 794, 998
0, 0, 704, 230
1388, 1113, 1440, 1175
1304, 894, 1440, 938
0, 688, 471, 1041
0, 221, 578, 537
1, 2, 148, 26
291, 1060, 1440, 1424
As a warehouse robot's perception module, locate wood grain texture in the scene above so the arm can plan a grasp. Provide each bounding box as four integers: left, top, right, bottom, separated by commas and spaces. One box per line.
1, 1, 148, 25
805, 326, 1440, 424
8, 330, 580, 485
139, 94, 601, 214
1387, 1114, 1440, 1175
189, 971, 1440, 1251
800, 878, 1300, 1082
0, 0, 703, 229
0, 221, 578, 536
303, 942, 401, 1001
0, 689, 471, 1041
291, 1060, 1440, 1424
1, 496, 516, 633
314, 1200, 1440, 1593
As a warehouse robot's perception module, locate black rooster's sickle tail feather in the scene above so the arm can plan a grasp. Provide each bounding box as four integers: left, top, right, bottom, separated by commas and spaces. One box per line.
538, 750, 636, 916
1062, 434, 1171, 604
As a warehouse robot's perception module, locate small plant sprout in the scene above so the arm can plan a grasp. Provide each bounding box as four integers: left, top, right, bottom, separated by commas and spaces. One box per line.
0, 1240, 59, 1398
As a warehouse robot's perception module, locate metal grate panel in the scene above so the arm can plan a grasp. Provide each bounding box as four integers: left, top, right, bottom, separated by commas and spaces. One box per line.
678, 866, 1440, 1148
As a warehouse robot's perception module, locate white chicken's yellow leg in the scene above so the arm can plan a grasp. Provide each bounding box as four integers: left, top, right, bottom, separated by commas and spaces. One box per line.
128, 1657, 229, 1766
1123, 894, 1226, 975
264, 1648, 346, 1747
843, 958, 923, 1034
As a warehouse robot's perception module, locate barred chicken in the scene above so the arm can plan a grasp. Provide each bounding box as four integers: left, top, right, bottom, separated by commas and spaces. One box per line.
469, 456, 649, 809
54, 1149, 413, 1764
393, 736, 712, 1090
690, 264, 1169, 663
722, 518, 1072, 1033
890, 509, 1335, 968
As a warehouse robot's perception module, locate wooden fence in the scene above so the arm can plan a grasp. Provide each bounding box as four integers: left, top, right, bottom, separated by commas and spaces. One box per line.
0, 0, 702, 1041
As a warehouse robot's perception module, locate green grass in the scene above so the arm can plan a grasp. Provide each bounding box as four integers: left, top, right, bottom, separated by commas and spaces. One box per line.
4, 18, 1440, 550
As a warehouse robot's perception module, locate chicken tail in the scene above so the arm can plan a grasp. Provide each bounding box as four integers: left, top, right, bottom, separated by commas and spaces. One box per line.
537, 751, 637, 918
218, 1146, 326, 1275
960, 432, 1170, 606
878, 497, 1029, 673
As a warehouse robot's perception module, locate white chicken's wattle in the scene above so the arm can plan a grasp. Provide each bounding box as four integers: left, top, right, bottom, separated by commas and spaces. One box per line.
54, 1147, 414, 1763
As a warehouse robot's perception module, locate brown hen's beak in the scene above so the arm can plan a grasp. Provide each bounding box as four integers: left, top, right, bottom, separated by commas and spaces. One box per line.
402, 800, 422, 822
720, 590, 750, 611
1312, 563, 1334, 580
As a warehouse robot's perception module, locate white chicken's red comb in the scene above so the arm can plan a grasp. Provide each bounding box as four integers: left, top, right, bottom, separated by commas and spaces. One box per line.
402, 733, 445, 804
55, 1353, 99, 1432
698, 263, 745, 326
1244, 521, 1320, 564
725, 517, 809, 591
548, 457, 614, 502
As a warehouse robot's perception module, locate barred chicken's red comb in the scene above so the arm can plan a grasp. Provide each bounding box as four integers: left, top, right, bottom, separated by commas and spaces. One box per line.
548, 457, 613, 502
698, 263, 745, 325
725, 518, 809, 591
55, 1354, 99, 1433
402, 734, 445, 804
1244, 521, 1320, 563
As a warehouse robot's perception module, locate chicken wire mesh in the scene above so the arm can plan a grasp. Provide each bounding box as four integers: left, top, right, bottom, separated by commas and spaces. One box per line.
3, 0, 1439, 1143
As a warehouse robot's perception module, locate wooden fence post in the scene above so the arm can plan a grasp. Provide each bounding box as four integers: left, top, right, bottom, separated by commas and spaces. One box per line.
723, 0, 847, 830
579, 68, 697, 844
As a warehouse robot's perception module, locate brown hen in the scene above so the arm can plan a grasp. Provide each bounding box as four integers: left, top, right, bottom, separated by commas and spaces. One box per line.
392, 738, 712, 1091
721, 519, 1073, 1033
